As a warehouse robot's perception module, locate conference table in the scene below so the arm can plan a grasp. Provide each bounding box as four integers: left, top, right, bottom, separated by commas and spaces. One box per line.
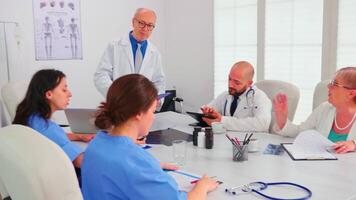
147, 131, 356, 199
74, 112, 356, 200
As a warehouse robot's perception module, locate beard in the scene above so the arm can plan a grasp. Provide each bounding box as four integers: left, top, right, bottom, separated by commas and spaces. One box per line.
229, 86, 247, 97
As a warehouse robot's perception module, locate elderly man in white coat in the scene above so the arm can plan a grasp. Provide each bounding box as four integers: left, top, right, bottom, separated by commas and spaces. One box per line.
201, 61, 272, 132
94, 8, 165, 97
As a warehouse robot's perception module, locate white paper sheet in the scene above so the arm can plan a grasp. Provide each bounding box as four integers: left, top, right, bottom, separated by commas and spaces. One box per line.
284, 130, 336, 160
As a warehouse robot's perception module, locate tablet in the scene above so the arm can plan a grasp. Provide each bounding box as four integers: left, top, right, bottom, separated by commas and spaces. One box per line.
186, 111, 213, 127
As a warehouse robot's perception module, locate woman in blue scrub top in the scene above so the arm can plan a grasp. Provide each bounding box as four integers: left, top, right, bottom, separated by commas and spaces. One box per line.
13, 69, 86, 169
82, 74, 219, 200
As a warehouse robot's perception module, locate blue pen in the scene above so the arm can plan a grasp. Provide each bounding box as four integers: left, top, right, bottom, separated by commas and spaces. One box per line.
167, 170, 201, 179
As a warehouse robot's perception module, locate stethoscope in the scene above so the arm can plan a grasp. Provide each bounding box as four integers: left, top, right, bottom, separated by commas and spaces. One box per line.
223, 87, 257, 116
225, 181, 312, 200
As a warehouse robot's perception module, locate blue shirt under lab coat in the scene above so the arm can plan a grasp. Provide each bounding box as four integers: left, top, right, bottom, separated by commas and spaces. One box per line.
81, 131, 187, 200
129, 31, 148, 62
28, 114, 84, 161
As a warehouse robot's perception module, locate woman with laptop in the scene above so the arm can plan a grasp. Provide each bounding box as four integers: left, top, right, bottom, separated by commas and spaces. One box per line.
13, 69, 85, 170
273, 67, 356, 153
81, 74, 218, 200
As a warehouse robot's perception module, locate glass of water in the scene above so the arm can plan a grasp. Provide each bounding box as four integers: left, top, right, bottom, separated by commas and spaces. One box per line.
172, 140, 187, 166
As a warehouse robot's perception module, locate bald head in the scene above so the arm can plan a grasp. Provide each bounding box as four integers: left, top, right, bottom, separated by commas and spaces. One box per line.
230, 61, 255, 81
228, 61, 255, 96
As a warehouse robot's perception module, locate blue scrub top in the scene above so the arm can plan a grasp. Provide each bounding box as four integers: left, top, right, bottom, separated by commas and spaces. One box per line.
28, 114, 84, 161
82, 131, 187, 200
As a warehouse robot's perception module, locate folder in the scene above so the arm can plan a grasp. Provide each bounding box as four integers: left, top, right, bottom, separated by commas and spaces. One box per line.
281, 143, 337, 161
281, 130, 338, 161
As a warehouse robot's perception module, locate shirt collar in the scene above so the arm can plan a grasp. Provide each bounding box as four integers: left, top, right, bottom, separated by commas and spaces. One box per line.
129, 31, 147, 47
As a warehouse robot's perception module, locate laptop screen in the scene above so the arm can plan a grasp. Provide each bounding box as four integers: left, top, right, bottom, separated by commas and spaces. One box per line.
64, 108, 99, 134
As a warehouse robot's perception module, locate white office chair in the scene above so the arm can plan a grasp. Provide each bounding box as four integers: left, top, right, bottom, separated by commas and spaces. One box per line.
1, 82, 28, 122
1, 82, 64, 126
255, 80, 300, 131
312, 80, 329, 110
0, 125, 83, 200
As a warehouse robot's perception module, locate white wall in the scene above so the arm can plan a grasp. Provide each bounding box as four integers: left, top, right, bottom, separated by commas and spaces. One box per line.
0, 0, 214, 121
0, 0, 166, 106
165, 0, 214, 111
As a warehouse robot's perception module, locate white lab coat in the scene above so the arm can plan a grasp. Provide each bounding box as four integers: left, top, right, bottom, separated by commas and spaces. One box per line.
94, 34, 165, 97
273, 102, 356, 139
208, 86, 272, 132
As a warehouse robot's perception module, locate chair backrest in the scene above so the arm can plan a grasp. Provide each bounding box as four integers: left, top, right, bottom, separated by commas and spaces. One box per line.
1, 82, 28, 121
255, 80, 300, 128
0, 125, 83, 200
312, 80, 329, 110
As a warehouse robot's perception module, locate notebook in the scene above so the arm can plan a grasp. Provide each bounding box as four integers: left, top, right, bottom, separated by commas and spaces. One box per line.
281, 130, 337, 161
64, 108, 99, 134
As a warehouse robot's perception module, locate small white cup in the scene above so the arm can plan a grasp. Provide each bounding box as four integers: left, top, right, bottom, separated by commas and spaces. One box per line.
211, 122, 226, 134
247, 138, 259, 152
172, 140, 187, 166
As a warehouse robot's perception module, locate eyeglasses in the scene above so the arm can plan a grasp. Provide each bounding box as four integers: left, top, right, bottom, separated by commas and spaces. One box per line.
135, 19, 155, 31
329, 79, 354, 90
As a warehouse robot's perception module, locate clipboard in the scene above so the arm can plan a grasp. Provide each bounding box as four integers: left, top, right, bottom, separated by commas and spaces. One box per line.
281, 143, 337, 161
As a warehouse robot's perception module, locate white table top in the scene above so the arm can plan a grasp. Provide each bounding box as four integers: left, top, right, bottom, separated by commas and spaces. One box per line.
73, 111, 356, 200
148, 132, 356, 200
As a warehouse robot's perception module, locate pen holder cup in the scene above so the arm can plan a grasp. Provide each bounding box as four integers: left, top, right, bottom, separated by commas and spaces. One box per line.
232, 144, 248, 162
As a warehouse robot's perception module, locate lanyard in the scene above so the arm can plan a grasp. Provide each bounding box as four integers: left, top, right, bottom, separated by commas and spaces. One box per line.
225, 181, 312, 200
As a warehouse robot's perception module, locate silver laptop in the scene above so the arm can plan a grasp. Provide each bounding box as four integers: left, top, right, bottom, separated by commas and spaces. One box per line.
64, 108, 99, 134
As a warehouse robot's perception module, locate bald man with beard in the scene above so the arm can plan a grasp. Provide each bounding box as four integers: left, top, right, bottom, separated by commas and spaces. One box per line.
201, 61, 272, 132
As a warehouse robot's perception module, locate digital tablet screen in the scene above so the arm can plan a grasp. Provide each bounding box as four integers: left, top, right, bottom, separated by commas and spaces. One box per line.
186, 111, 213, 127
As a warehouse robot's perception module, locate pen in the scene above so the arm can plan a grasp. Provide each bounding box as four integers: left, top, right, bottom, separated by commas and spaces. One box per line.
190, 177, 223, 184
245, 133, 254, 145
243, 133, 248, 145
168, 170, 201, 179
225, 134, 238, 147
190, 176, 216, 184
234, 137, 241, 146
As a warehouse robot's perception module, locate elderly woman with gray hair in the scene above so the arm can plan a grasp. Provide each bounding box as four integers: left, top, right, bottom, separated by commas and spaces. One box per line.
273, 67, 356, 153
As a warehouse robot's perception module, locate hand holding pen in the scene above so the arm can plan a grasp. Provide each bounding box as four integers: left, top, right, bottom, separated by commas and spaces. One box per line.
192, 175, 220, 193
190, 176, 223, 185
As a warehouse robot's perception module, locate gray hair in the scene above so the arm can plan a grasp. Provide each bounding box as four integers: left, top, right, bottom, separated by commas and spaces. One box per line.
133, 8, 156, 19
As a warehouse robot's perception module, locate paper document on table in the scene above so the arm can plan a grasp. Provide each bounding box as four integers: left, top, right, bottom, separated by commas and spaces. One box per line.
150, 111, 197, 133
281, 130, 337, 160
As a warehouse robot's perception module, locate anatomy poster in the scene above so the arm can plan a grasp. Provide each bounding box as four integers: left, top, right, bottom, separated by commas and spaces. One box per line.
33, 0, 82, 60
